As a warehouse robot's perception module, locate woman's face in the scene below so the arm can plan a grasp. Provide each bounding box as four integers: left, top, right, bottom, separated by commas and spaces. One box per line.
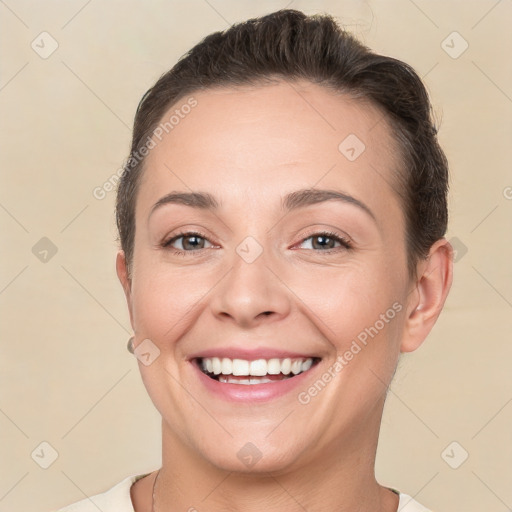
119, 81, 422, 472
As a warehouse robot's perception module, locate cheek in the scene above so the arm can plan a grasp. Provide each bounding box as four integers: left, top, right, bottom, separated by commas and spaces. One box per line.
289, 262, 406, 390
129, 259, 212, 344
290, 260, 401, 336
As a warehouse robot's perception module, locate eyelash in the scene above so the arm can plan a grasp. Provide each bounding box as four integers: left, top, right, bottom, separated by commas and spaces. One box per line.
162, 230, 352, 256
299, 230, 353, 252
162, 230, 214, 257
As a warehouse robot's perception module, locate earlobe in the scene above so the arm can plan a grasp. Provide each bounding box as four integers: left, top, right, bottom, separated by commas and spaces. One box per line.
400, 238, 454, 353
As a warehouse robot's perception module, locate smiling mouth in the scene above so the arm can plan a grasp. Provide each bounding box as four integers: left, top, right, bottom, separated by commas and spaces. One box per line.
195, 356, 321, 385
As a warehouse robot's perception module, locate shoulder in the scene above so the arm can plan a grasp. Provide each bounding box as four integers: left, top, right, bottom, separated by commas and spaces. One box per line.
54, 473, 149, 512
398, 492, 434, 512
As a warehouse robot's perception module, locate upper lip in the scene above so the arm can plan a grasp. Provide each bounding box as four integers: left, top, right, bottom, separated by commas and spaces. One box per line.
188, 347, 320, 361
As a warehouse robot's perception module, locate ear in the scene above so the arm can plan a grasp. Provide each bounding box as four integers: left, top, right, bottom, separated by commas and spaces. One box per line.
400, 238, 454, 353
116, 250, 135, 330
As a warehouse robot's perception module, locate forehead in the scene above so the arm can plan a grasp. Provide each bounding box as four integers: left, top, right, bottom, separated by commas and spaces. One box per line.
138, 80, 402, 224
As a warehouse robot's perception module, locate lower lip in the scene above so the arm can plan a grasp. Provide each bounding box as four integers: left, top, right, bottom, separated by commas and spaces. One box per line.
192, 361, 319, 402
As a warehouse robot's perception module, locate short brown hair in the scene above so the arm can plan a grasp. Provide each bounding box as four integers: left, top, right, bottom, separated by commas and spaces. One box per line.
116, 9, 448, 279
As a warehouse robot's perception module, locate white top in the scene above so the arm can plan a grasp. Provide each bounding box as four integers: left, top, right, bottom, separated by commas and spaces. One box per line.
55, 474, 433, 512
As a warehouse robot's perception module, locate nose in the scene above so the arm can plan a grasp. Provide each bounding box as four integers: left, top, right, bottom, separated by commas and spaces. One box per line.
210, 246, 292, 329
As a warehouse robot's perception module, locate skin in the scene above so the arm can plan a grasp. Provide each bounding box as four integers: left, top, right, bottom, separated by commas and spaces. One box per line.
117, 80, 453, 512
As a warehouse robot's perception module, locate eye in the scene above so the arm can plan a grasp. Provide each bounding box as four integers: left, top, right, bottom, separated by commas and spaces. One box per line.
161, 230, 351, 256
163, 231, 213, 254
298, 231, 352, 251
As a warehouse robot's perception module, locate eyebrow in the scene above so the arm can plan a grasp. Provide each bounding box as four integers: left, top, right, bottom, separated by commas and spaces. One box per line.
149, 188, 376, 222
150, 191, 220, 216
282, 188, 376, 221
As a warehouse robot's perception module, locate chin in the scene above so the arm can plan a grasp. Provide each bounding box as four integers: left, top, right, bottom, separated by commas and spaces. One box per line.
184, 428, 306, 474
204, 446, 301, 475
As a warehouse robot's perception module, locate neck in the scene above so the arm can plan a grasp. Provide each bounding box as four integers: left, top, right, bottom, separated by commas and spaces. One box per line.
154, 402, 397, 512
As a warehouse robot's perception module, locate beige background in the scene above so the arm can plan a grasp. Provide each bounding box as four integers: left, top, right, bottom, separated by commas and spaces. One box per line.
1, 1, 511, 511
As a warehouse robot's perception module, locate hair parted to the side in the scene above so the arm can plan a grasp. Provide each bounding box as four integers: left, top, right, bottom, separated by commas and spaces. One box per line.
115, 9, 448, 280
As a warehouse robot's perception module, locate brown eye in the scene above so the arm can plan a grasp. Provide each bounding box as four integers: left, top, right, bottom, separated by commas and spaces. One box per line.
299, 232, 351, 251
164, 232, 213, 252
311, 234, 337, 250
181, 235, 206, 250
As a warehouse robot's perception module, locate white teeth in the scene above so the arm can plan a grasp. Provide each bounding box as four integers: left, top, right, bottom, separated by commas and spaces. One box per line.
221, 358, 232, 375
250, 377, 270, 384
291, 359, 302, 375
249, 359, 267, 376
232, 359, 249, 376
267, 358, 281, 375
212, 357, 222, 375
218, 376, 274, 385
200, 356, 315, 378
302, 358, 313, 372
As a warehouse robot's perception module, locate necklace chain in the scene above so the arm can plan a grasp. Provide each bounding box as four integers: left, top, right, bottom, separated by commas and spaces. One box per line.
151, 468, 161, 512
